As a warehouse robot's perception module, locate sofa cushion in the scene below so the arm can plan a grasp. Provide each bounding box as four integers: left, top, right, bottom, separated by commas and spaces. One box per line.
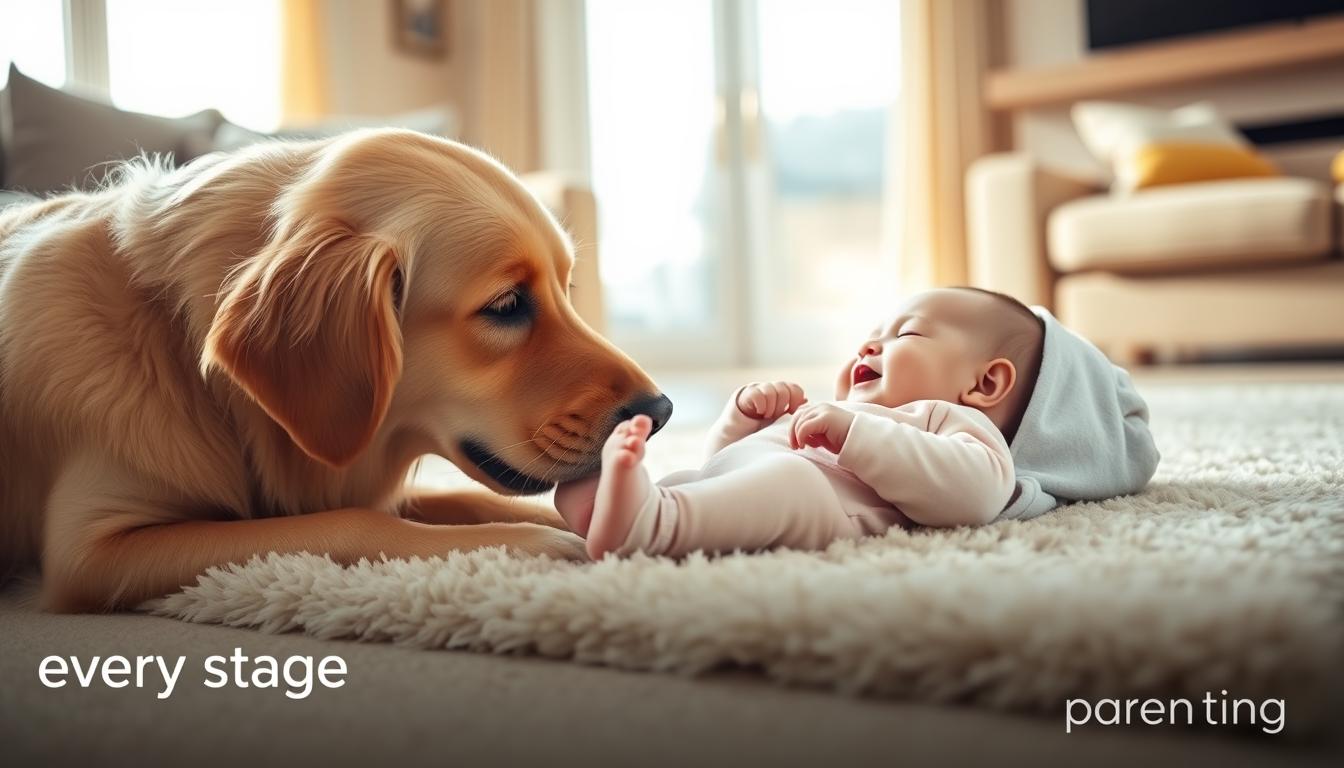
1054, 261, 1344, 350
3, 65, 224, 196
1048, 177, 1333, 274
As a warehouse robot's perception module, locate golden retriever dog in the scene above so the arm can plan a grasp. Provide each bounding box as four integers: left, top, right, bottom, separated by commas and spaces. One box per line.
0, 128, 672, 612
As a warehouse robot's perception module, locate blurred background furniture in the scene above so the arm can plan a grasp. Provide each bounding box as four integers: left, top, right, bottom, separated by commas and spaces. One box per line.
962, 0, 1344, 365
966, 154, 1344, 363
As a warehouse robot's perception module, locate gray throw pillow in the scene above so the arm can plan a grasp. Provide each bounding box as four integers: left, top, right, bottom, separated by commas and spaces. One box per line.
3, 64, 225, 195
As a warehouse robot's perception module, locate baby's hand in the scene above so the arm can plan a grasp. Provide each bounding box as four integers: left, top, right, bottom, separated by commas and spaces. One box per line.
736, 381, 807, 422
789, 403, 856, 454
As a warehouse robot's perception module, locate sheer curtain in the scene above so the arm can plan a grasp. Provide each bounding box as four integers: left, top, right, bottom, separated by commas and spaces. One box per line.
895, 0, 996, 291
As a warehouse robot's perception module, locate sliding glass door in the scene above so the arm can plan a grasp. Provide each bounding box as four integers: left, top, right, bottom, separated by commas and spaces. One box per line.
584, 0, 902, 367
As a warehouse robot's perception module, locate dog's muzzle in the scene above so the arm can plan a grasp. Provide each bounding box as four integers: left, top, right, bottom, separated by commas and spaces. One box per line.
462, 392, 674, 495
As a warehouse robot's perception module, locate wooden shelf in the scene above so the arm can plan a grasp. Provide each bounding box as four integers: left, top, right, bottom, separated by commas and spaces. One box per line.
986, 16, 1344, 111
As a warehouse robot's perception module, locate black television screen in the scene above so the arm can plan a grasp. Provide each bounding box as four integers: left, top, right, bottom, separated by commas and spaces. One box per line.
1086, 0, 1344, 50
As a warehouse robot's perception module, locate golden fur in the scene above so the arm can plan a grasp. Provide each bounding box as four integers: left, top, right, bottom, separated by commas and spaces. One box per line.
0, 129, 666, 612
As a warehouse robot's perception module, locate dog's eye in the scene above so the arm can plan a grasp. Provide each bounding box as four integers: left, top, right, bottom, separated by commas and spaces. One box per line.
484, 290, 518, 315
481, 287, 531, 324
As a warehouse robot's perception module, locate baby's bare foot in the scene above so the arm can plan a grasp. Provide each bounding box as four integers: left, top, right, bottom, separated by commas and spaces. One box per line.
586, 415, 656, 559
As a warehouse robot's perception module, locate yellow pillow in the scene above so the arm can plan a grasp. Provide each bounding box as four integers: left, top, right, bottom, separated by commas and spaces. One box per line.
1333, 150, 1344, 183
1126, 142, 1279, 191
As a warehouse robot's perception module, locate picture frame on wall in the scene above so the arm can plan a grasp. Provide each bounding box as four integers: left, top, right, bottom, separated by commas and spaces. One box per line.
392, 0, 449, 60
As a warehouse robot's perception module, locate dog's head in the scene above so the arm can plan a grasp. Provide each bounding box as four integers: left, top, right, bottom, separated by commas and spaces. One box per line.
203, 129, 671, 494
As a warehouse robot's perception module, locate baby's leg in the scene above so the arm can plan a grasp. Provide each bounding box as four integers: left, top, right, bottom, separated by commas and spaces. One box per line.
587, 435, 864, 558
557, 464, 705, 541
654, 453, 863, 556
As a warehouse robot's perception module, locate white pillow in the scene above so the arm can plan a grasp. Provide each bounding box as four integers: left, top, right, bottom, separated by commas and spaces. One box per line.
1071, 101, 1249, 192
211, 106, 460, 153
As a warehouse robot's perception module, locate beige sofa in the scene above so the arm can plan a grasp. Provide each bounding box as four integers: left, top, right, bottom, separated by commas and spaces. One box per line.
965, 153, 1344, 363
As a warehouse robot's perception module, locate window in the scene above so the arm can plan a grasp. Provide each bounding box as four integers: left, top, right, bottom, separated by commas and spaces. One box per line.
105, 0, 282, 130
0, 0, 67, 88
585, 0, 724, 358
584, 0, 902, 367
2, 1, 282, 131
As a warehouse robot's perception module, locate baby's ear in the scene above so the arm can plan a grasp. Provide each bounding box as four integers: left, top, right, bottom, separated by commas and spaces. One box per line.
961, 358, 1016, 409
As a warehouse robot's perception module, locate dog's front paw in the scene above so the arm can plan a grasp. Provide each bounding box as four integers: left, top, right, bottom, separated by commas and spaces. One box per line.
516, 524, 590, 562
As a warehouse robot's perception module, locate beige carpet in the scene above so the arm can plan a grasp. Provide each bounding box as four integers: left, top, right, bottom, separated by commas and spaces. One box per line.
145, 381, 1344, 726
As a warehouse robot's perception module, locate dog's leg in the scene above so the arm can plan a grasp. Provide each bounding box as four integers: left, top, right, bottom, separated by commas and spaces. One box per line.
400, 489, 569, 529
44, 506, 587, 613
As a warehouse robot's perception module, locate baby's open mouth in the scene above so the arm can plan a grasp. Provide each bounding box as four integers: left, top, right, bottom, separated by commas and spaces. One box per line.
853, 364, 881, 385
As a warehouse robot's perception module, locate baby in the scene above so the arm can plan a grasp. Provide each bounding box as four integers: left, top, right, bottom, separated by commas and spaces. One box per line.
556, 287, 1160, 559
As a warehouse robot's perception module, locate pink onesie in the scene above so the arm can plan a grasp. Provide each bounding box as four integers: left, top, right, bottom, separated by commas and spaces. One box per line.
616, 392, 1017, 557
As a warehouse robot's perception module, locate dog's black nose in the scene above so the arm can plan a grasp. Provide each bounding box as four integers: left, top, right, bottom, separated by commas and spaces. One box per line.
618, 393, 674, 435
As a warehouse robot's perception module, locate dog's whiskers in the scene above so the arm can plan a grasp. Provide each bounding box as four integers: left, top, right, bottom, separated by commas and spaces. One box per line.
483, 423, 552, 456
538, 427, 593, 456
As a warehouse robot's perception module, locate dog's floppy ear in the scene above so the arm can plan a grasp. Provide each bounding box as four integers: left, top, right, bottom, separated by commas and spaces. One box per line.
204, 218, 403, 467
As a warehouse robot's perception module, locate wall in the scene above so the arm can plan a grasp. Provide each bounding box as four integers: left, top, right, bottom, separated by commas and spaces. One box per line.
1000, 0, 1344, 181
321, 0, 539, 173
323, 0, 462, 118
455, 0, 540, 172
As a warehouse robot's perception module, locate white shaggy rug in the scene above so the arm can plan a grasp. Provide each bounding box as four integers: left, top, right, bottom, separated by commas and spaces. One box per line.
146, 381, 1344, 720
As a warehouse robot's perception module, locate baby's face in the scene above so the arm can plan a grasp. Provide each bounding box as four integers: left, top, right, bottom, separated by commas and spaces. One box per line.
837, 289, 993, 408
